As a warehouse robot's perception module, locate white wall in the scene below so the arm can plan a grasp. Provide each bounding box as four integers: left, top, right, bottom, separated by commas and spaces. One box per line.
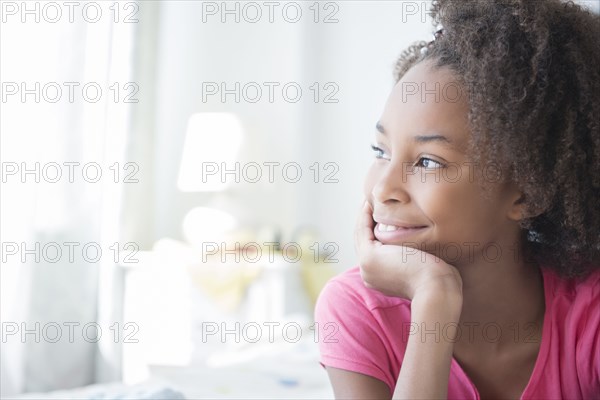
143, 1, 434, 270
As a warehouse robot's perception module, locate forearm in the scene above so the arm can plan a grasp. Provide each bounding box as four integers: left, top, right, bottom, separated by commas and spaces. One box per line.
393, 291, 463, 400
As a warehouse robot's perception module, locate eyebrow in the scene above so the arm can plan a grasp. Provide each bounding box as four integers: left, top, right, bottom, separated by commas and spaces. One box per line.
376, 121, 456, 149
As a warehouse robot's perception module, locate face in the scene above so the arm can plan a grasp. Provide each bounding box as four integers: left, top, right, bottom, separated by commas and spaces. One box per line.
364, 60, 524, 267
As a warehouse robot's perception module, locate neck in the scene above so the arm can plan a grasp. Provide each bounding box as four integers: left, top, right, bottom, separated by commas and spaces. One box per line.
454, 240, 545, 349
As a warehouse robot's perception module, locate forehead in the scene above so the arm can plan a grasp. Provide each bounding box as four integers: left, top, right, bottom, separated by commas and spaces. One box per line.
379, 61, 470, 148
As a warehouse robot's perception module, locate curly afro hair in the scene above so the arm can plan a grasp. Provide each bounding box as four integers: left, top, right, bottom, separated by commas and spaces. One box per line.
393, 0, 600, 278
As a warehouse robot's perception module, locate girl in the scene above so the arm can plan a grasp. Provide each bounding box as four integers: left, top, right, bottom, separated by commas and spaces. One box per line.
314, 0, 600, 399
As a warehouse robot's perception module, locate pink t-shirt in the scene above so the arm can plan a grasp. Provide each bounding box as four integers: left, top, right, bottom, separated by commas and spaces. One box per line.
314, 265, 600, 399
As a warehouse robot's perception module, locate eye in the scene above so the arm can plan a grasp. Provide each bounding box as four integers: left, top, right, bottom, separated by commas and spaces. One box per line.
414, 157, 445, 169
370, 144, 390, 160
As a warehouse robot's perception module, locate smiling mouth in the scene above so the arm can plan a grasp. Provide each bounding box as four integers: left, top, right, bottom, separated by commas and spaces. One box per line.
373, 223, 428, 243
376, 223, 428, 231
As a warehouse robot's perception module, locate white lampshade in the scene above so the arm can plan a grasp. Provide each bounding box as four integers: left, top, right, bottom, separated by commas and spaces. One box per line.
177, 112, 244, 192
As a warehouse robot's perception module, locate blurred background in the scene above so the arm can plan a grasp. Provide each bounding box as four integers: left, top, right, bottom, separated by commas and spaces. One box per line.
1, 0, 598, 399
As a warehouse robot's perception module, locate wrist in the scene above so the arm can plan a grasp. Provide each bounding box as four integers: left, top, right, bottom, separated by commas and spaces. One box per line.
412, 288, 463, 321
409, 293, 463, 345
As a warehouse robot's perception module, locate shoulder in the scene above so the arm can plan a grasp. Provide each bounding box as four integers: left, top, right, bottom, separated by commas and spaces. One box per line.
542, 266, 600, 309
314, 266, 411, 395
542, 266, 600, 335
541, 266, 600, 392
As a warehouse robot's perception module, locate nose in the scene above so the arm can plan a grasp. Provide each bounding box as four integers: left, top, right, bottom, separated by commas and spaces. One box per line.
371, 161, 411, 204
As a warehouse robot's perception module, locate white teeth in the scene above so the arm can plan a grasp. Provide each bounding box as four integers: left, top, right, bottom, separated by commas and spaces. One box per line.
378, 223, 399, 232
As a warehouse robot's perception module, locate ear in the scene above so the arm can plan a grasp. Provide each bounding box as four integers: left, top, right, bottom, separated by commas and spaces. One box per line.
506, 189, 548, 221
506, 191, 527, 222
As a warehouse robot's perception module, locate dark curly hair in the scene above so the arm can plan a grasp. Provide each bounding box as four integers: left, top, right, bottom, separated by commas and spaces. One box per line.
393, 0, 600, 278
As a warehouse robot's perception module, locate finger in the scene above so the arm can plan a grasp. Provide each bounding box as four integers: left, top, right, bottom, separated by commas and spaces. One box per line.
355, 200, 378, 255
355, 200, 374, 241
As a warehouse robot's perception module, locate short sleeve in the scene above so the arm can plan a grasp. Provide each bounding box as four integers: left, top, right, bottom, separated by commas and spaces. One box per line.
575, 270, 600, 391
314, 278, 398, 394
517, 267, 600, 399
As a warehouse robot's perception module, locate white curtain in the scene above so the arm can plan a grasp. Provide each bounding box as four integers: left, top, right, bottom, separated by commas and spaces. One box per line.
1, 2, 137, 395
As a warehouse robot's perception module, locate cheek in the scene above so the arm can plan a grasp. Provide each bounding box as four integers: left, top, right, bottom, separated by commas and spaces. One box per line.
363, 163, 379, 199
414, 180, 488, 225
414, 182, 496, 259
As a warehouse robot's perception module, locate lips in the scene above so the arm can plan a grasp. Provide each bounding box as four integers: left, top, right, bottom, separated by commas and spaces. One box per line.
375, 222, 428, 230
372, 216, 428, 243
373, 216, 428, 230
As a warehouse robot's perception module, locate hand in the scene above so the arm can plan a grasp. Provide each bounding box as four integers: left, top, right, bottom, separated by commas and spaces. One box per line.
354, 200, 463, 302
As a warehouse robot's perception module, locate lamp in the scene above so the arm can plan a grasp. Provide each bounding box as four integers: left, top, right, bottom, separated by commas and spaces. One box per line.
177, 112, 244, 192
177, 112, 244, 246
